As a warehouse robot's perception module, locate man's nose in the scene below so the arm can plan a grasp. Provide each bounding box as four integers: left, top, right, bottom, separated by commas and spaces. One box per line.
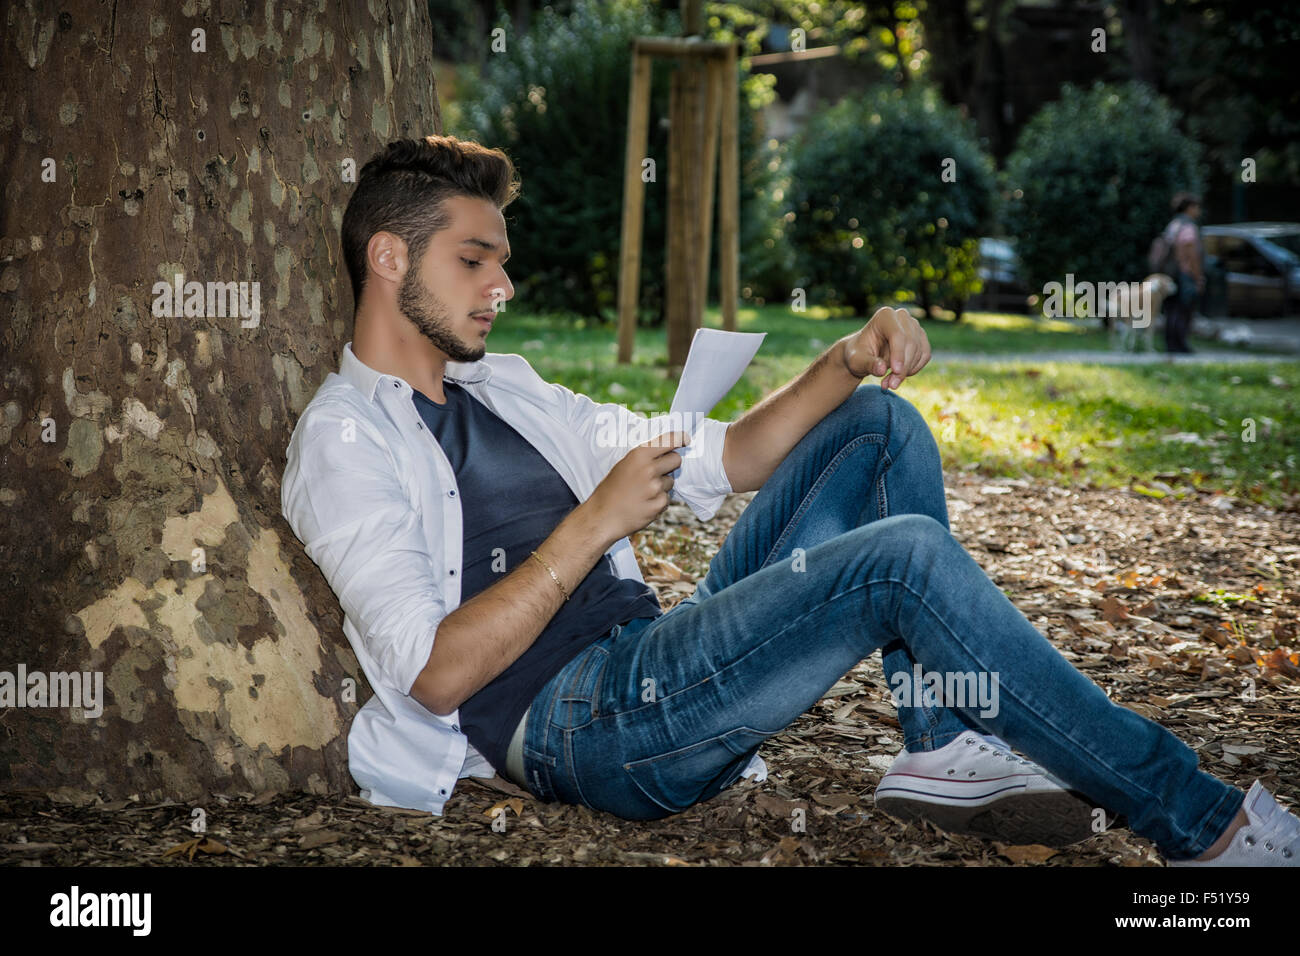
492, 273, 515, 302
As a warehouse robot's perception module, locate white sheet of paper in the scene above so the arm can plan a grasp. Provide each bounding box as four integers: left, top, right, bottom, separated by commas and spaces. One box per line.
667, 327, 765, 465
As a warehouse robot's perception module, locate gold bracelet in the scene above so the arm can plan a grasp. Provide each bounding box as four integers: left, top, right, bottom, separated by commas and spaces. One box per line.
530, 549, 570, 601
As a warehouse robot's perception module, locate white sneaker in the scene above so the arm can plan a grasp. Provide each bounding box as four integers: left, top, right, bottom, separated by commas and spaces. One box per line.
1168, 780, 1300, 867
873, 732, 1103, 846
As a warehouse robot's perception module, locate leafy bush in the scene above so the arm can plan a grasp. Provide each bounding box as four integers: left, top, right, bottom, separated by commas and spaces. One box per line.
1002, 81, 1204, 299
452, 0, 790, 324
784, 83, 996, 317
735, 116, 798, 307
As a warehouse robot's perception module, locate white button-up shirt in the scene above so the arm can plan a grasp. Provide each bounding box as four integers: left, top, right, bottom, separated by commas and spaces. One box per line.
280, 342, 764, 814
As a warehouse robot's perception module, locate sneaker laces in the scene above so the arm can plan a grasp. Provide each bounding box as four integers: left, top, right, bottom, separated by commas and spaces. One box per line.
1240, 809, 1299, 860
950, 735, 1040, 777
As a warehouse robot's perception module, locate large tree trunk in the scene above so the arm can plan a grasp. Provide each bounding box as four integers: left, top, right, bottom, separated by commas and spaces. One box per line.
0, 1, 440, 805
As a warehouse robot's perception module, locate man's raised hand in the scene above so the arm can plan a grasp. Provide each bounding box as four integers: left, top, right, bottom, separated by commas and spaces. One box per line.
583, 431, 692, 544
842, 306, 932, 390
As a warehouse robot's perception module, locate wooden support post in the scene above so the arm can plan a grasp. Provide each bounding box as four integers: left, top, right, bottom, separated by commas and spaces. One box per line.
665, 60, 707, 376
719, 41, 739, 332
682, 0, 702, 36
695, 56, 723, 320
616, 48, 652, 365
619, 34, 742, 366
665, 65, 688, 376
684, 60, 706, 355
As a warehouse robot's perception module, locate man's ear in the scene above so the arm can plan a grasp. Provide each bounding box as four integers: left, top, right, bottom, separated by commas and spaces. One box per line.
367, 231, 408, 288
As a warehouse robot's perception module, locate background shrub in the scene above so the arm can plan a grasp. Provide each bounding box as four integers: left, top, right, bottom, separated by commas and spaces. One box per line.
1002, 81, 1204, 299
785, 83, 996, 318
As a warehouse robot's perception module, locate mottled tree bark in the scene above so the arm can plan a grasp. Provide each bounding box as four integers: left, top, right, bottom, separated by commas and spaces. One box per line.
0, 1, 440, 805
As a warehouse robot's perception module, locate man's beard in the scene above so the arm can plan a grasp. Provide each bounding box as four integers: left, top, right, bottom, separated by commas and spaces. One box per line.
397, 269, 485, 364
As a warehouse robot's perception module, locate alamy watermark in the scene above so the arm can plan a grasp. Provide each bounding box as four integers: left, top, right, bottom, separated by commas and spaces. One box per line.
1041, 273, 1157, 327
592, 407, 707, 455
151, 273, 261, 327
0, 665, 104, 718
889, 663, 1000, 719
49, 885, 150, 935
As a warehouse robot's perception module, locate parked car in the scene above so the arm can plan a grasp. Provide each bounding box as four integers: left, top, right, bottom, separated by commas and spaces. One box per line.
1200, 223, 1300, 317
966, 237, 1034, 313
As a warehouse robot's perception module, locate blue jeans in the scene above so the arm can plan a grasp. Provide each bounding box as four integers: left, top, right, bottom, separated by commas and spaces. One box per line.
519, 384, 1244, 859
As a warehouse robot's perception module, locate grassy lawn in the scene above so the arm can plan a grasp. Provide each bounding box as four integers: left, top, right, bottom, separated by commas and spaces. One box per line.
485, 305, 1300, 508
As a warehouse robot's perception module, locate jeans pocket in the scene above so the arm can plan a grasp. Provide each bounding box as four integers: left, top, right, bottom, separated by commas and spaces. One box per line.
522, 745, 558, 803
550, 645, 609, 732
622, 727, 769, 815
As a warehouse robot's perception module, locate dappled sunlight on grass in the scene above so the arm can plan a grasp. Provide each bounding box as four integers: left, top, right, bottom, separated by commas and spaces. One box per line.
958, 311, 1081, 335
900, 360, 1300, 507
487, 309, 1298, 507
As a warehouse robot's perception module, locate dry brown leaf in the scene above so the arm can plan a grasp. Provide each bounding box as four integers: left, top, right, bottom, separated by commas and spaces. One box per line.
811, 792, 859, 810
292, 810, 326, 831
833, 701, 860, 721
483, 798, 525, 819
994, 842, 1059, 863
760, 836, 803, 865
161, 837, 228, 861
469, 775, 531, 799
1201, 622, 1234, 647
1099, 596, 1131, 623
1259, 648, 1300, 677
752, 793, 803, 818
1124, 701, 1165, 720
299, 830, 344, 850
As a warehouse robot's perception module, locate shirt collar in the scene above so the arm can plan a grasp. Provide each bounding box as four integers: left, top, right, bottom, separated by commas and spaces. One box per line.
340, 341, 494, 402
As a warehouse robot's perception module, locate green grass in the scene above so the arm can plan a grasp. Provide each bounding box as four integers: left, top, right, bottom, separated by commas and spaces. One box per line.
484, 305, 1300, 508
903, 360, 1299, 508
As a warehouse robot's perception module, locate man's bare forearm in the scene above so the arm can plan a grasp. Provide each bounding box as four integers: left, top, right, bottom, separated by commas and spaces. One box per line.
411, 501, 617, 716
721, 337, 863, 493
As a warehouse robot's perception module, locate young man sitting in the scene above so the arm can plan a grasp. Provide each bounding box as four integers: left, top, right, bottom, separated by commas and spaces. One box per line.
280, 136, 1299, 866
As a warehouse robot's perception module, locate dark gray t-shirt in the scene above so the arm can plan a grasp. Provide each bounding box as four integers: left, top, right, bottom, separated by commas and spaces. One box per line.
413, 382, 662, 774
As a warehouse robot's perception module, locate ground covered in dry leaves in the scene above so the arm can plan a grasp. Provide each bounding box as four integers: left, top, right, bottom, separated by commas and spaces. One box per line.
3, 472, 1297, 867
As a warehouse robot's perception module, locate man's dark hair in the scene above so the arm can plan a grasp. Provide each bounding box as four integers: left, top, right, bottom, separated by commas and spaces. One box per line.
1171, 191, 1201, 214
341, 135, 522, 310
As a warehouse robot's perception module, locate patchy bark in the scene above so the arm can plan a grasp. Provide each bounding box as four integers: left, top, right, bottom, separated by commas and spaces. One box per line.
0, 1, 441, 804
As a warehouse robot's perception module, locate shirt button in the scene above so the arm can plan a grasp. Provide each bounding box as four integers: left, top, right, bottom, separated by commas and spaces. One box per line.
448, 489, 456, 497
452, 724, 460, 732
439, 789, 447, 795
449, 569, 456, 575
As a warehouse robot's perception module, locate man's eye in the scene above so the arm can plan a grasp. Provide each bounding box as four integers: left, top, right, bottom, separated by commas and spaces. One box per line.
461, 258, 481, 268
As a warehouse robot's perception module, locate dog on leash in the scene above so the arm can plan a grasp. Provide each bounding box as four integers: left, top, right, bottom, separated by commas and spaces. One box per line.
1111, 273, 1177, 352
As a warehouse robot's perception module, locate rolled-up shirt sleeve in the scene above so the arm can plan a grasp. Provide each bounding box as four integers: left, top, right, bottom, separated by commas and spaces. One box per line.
281, 404, 446, 696
546, 380, 735, 522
